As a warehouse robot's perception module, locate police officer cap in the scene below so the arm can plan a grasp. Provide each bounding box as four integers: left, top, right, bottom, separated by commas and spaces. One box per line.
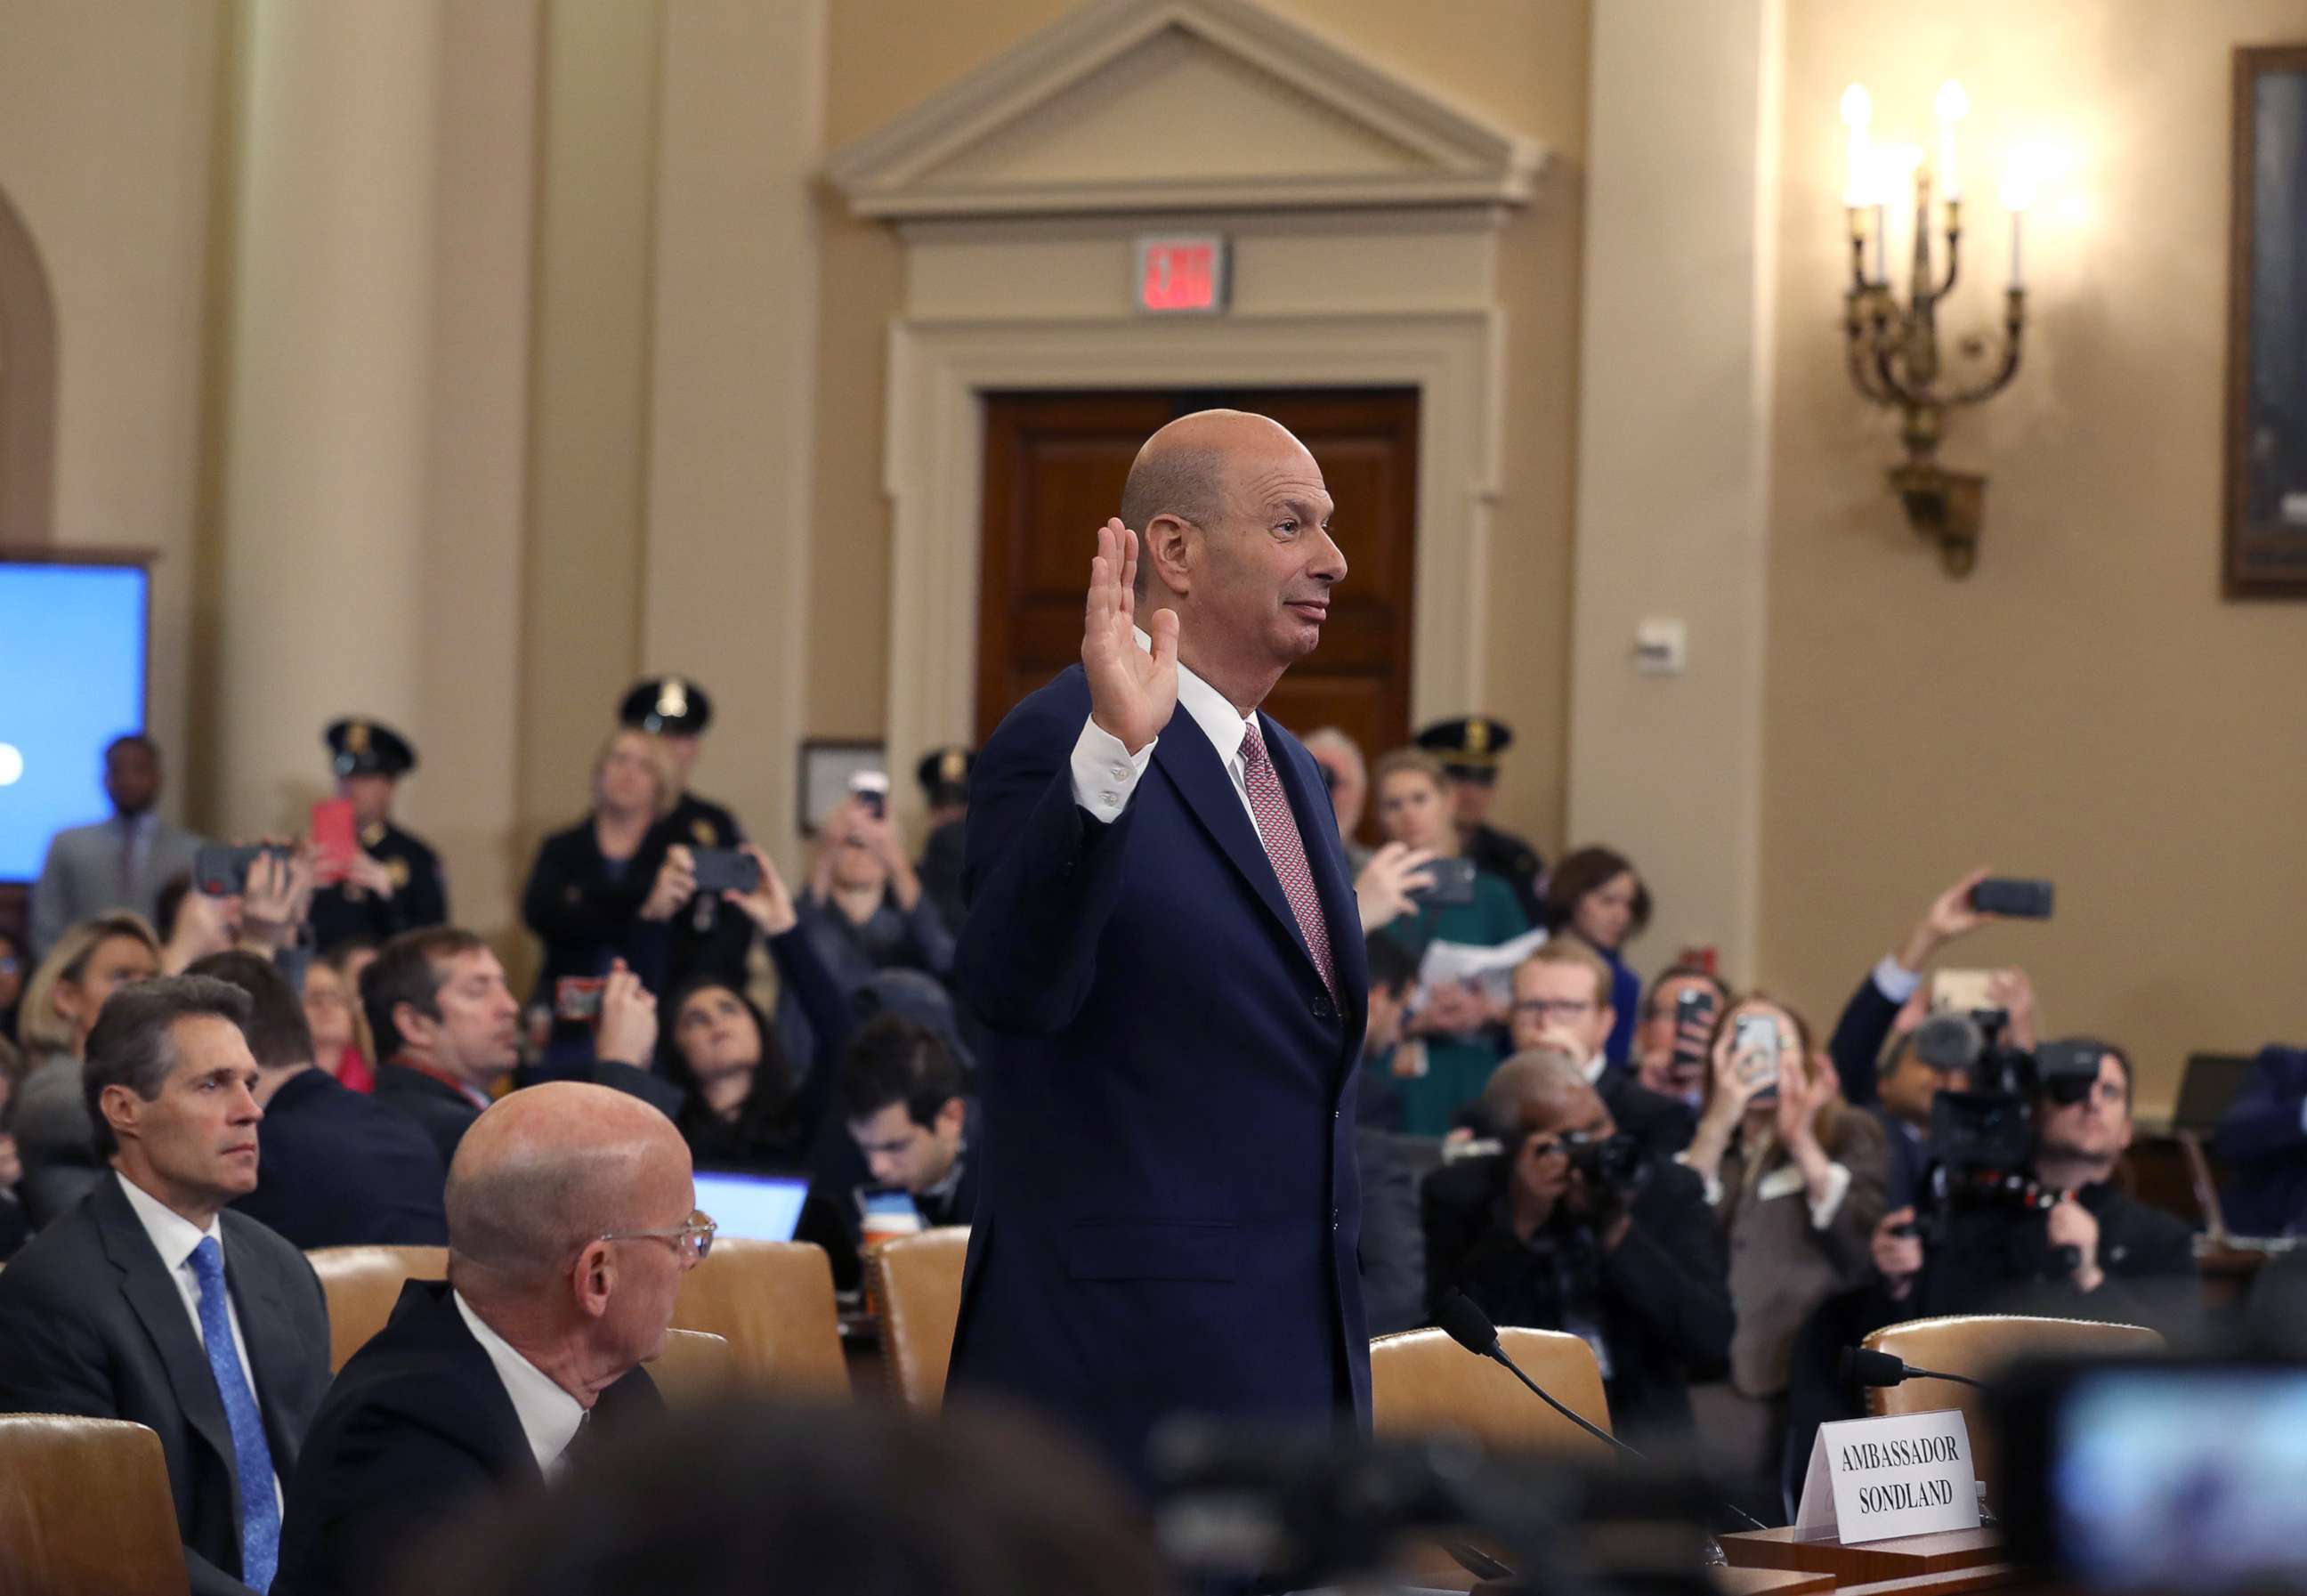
325, 717, 417, 779
916, 745, 975, 805
619, 676, 713, 736
1415, 716, 1514, 780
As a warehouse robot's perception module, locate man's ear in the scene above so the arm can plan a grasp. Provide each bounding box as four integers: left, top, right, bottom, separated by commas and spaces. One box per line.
99, 1082, 144, 1147
935, 1097, 967, 1139
1141, 512, 1196, 597
392, 1001, 433, 1051
572, 1240, 615, 1321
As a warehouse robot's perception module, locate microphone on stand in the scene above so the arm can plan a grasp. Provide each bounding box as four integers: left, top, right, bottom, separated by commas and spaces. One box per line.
1841, 1346, 1987, 1392
1436, 1292, 1769, 1534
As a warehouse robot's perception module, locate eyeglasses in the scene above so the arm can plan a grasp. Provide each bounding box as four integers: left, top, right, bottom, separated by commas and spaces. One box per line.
1511, 998, 1594, 1019
599, 1210, 716, 1263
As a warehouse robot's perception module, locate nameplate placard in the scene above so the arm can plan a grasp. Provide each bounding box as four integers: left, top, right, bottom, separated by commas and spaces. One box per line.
1794, 1409, 1979, 1544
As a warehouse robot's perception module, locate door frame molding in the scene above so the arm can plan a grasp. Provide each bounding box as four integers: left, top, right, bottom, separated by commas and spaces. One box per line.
881, 309, 1503, 799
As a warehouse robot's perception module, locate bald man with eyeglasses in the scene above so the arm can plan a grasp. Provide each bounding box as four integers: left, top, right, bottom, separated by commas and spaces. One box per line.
276, 1083, 700, 1596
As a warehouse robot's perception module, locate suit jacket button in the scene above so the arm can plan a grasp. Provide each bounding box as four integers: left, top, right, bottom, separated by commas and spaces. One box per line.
1312, 995, 1332, 1019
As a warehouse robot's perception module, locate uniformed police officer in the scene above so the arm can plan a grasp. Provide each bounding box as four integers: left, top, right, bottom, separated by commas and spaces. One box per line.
309, 717, 449, 952
914, 744, 973, 936
619, 676, 750, 987
1415, 715, 1546, 925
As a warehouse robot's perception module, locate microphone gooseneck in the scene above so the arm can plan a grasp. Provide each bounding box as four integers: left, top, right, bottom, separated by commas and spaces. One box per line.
1841, 1345, 1988, 1391
1436, 1293, 1769, 1535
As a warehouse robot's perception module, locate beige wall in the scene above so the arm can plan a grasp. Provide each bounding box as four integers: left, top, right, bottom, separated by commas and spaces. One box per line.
0, 0, 223, 816
1762, 0, 2307, 1111
811, 0, 1590, 856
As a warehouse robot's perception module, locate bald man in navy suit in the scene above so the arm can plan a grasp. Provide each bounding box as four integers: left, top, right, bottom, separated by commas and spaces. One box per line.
951, 411, 1371, 1495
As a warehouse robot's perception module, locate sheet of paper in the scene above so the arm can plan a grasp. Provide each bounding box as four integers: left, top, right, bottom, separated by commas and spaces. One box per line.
1416, 926, 1550, 1009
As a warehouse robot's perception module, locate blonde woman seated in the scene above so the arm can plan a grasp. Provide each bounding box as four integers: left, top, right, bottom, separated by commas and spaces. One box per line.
1677, 996, 1890, 1495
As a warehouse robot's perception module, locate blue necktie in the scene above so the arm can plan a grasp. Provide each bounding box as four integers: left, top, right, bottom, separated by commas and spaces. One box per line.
188, 1237, 279, 1592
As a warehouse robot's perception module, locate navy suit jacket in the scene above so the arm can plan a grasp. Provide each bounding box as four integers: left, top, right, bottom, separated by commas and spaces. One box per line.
950, 665, 1372, 1490
233, 1068, 449, 1249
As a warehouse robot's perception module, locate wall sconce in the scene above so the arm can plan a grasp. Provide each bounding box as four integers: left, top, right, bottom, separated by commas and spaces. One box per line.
1841, 81, 2028, 576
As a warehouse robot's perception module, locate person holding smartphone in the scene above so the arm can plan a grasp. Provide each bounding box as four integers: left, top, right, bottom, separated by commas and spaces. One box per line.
1677, 997, 1890, 1494
308, 717, 449, 952
1364, 748, 1530, 1137
797, 792, 955, 997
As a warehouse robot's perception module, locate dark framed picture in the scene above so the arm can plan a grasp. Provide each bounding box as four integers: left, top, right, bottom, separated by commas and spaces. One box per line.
796, 738, 885, 838
2225, 46, 2307, 596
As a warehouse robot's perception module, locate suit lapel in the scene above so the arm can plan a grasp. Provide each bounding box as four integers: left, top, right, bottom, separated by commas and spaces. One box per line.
1151, 718, 1315, 976
93, 1179, 238, 1484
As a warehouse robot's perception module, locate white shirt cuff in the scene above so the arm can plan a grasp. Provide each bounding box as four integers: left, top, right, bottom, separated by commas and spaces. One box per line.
1872, 955, 1922, 1004
1069, 716, 1154, 823
1808, 1161, 1854, 1230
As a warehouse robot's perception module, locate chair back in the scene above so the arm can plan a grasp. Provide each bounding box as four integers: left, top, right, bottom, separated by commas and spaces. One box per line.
0, 1414, 190, 1596
1863, 1314, 2165, 1504
866, 1227, 970, 1411
307, 1244, 449, 1371
671, 1239, 848, 1397
645, 1328, 736, 1404
1370, 1327, 1615, 1457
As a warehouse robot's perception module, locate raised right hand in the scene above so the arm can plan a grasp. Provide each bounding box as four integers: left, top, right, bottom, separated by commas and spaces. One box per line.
1081, 519, 1178, 754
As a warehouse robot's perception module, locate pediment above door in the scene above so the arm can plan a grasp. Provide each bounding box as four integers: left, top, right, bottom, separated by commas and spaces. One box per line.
827, 0, 1546, 222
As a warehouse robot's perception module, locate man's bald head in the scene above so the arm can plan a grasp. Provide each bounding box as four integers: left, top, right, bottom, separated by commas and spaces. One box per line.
1120, 409, 1313, 598
446, 1082, 690, 1290
1481, 1048, 1598, 1139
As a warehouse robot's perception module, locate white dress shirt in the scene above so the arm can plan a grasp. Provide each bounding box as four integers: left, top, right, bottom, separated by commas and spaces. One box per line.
452, 1289, 587, 1474
1069, 626, 1260, 831
1583, 1052, 1608, 1087
114, 1173, 285, 1511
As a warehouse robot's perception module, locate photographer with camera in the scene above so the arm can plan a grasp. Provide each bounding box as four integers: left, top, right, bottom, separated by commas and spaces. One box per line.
1678, 998, 1890, 1488
1421, 1048, 1732, 1441
1891, 1038, 2200, 1336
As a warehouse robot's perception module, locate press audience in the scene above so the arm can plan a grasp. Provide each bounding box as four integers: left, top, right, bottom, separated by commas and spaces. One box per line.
191, 951, 448, 1249
1421, 1049, 1732, 1441
1508, 939, 1696, 1161
11, 910, 162, 1224
1632, 964, 1729, 1109
799, 795, 956, 994
838, 1015, 979, 1227
28, 733, 206, 956
1540, 845, 1649, 1069
0, 976, 332, 1596
276, 1082, 691, 1596
1676, 999, 1890, 1488
303, 943, 376, 1092
1366, 748, 1527, 1136
363, 928, 523, 1166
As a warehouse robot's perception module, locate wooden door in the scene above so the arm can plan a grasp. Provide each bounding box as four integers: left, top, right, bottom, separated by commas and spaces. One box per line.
976, 388, 1420, 766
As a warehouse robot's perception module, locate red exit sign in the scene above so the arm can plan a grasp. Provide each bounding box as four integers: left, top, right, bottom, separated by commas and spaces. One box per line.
1135, 236, 1229, 314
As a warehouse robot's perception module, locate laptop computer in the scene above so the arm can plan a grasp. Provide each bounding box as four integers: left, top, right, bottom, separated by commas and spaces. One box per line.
692, 1170, 811, 1243
2172, 1053, 2254, 1137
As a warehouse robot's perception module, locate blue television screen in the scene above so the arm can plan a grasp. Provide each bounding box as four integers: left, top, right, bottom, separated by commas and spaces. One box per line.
0, 562, 150, 880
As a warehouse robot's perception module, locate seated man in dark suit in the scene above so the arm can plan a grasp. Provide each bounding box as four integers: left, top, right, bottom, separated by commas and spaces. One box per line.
0, 975, 333, 1595
1509, 939, 1696, 1160
837, 1014, 979, 1229
276, 1082, 690, 1596
360, 927, 522, 1165
1421, 1049, 1731, 1442
190, 951, 449, 1247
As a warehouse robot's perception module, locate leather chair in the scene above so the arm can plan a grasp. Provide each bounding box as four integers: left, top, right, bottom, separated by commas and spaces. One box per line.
1863, 1314, 2165, 1506
1370, 1327, 1615, 1457
670, 1238, 848, 1397
0, 1414, 189, 1596
307, 1244, 449, 1372
865, 1227, 970, 1411
644, 1327, 735, 1404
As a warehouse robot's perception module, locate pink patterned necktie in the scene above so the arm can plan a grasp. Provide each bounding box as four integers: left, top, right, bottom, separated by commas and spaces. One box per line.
1238, 722, 1339, 1000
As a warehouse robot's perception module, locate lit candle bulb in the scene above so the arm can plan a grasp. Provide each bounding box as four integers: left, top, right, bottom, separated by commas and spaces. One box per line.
2000, 153, 2036, 288
1841, 83, 1874, 207
1935, 79, 1969, 202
